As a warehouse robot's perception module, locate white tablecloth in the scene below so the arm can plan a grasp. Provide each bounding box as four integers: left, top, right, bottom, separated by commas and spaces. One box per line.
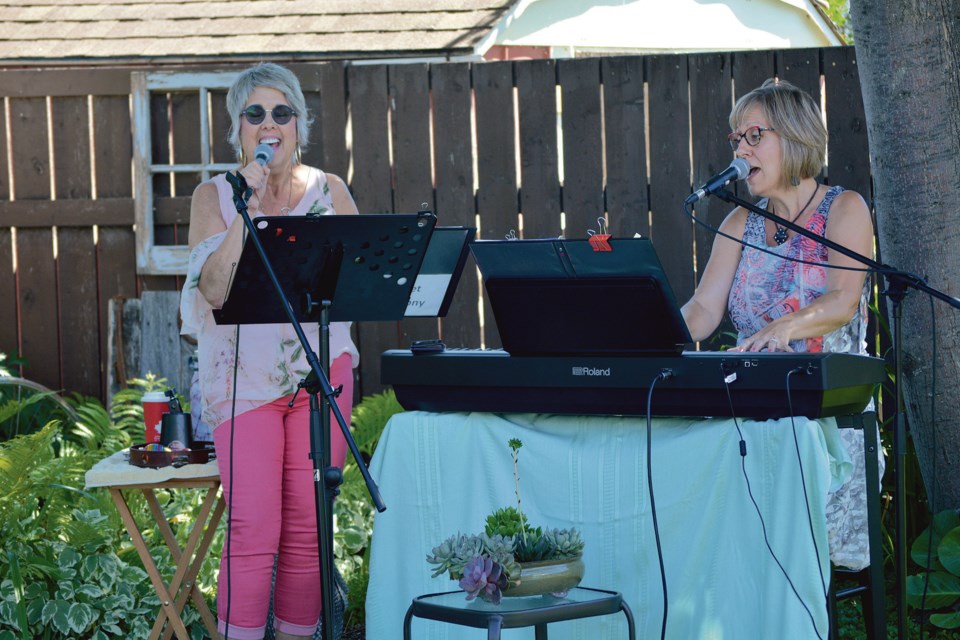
366, 411, 852, 640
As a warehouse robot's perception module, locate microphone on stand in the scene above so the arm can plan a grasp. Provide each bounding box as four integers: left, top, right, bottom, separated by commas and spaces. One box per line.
685, 158, 750, 205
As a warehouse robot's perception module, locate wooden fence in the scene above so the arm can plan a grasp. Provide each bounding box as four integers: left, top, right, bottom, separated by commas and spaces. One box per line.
0, 47, 871, 404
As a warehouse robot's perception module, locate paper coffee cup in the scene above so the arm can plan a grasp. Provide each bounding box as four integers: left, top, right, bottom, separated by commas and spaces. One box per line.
142, 391, 168, 444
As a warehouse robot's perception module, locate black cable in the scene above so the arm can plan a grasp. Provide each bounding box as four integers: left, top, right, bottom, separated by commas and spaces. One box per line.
919, 294, 938, 640
646, 368, 673, 640
720, 363, 825, 640
784, 366, 829, 601
223, 322, 241, 638
682, 201, 912, 280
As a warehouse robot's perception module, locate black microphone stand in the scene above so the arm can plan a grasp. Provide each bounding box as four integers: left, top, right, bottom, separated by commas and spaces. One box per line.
223, 171, 386, 640
709, 187, 960, 640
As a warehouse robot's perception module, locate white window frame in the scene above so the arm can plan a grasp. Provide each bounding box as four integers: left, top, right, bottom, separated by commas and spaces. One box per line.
132, 71, 240, 275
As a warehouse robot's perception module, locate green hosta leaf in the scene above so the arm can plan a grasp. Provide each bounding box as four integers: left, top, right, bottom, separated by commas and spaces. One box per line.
57, 580, 76, 600
23, 582, 45, 600
90, 629, 110, 640
912, 510, 960, 569
119, 563, 147, 584
906, 571, 960, 609
0, 630, 17, 640
82, 554, 100, 580
97, 553, 120, 577
42, 598, 71, 634
26, 598, 44, 625
0, 601, 18, 628
930, 609, 960, 629
939, 527, 960, 576
66, 601, 97, 633
76, 583, 102, 599
338, 526, 368, 551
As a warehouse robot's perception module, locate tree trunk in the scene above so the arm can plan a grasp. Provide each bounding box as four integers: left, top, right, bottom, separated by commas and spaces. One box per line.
850, 0, 960, 510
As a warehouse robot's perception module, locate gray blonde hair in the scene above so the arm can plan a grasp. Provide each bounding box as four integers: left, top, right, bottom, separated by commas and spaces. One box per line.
729, 78, 827, 188
226, 63, 313, 161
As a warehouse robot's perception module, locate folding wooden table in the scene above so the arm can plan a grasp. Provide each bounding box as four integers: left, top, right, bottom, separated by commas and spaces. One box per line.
85, 450, 224, 640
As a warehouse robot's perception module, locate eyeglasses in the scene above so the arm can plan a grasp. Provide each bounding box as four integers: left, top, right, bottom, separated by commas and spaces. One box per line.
240, 104, 297, 125
728, 126, 775, 151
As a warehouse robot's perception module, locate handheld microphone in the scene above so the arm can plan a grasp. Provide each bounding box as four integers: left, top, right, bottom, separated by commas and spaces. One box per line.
685, 158, 750, 205
253, 143, 274, 167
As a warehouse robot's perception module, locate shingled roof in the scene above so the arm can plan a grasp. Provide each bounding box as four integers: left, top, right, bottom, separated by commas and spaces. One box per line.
0, 0, 515, 66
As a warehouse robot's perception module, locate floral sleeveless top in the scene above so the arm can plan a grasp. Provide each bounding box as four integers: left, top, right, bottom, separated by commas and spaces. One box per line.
727, 186, 869, 355
179, 167, 359, 430
727, 186, 880, 570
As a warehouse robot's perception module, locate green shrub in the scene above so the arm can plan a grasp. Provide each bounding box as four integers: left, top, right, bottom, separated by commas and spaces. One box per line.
0, 374, 216, 639
334, 390, 405, 628
907, 509, 960, 630
0, 359, 403, 639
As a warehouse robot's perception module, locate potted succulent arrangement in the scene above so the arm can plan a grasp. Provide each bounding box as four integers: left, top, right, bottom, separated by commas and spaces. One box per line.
426, 438, 585, 604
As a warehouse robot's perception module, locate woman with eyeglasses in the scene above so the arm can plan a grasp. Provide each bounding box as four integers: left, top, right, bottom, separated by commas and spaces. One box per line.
180, 62, 359, 640
680, 78, 880, 571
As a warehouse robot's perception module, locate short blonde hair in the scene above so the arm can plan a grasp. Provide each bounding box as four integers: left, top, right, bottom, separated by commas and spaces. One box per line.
730, 78, 826, 188
226, 63, 313, 162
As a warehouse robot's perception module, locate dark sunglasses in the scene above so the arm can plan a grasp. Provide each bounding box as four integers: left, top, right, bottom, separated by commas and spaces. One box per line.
727, 126, 775, 151
240, 104, 297, 125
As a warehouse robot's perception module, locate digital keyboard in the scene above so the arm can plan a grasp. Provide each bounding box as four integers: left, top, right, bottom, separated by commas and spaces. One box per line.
381, 349, 887, 419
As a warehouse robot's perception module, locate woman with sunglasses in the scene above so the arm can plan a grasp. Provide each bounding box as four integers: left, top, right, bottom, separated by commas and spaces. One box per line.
180, 62, 359, 640
680, 78, 880, 571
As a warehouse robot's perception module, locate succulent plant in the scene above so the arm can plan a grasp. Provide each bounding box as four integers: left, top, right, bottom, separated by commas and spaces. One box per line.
459, 555, 509, 604
543, 527, 585, 559
426, 439, 585, 601
426, 532, 483, 578
485, 506, 535, 539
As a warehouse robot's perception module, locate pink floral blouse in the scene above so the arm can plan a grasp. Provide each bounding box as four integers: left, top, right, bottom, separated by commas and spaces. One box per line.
727, 185, 881, 571
179, 168, 359, 430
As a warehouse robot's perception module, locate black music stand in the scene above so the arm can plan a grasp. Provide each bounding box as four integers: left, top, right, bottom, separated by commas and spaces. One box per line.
470, 237, 693, 356
216, 173, 436, 639
404, 226, 476, 317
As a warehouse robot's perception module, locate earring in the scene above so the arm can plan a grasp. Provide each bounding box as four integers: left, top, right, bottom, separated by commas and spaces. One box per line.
295, 144, 302, 165
240, 149, 248, 167
790, 175, 800, 187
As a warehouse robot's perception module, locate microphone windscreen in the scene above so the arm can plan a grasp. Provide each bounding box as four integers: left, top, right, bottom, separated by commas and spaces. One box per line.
254, 143, 274, 166
730, 157, 750, 180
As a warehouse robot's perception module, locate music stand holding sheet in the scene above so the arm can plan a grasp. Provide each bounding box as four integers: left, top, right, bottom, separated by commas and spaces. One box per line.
215, 173, 436, 639
470, 237, 693, 356
404, 226, 476, 317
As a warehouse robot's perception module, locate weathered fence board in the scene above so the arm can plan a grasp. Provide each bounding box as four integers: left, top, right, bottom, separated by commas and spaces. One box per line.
390, 63, 441, 346
52, 95, 100, 397
430, 62, 480, 349
310, 61, 350, 178
11, 96, 60, 388
647, 55, 695, 303
823, 47, 872, 200
348, 63, 402, 396
601, 56, 647, 239
473, 61, 517, 349
689, 53, 734, 285
516, 59, 561, 240
559, 58, 604, 240
93, 94, 139, 399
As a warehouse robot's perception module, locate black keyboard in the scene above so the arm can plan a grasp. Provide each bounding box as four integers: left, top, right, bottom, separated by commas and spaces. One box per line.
381, 349, 886, 419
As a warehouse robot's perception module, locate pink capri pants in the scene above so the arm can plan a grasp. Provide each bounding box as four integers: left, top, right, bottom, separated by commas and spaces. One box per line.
214, 354, 353, 639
